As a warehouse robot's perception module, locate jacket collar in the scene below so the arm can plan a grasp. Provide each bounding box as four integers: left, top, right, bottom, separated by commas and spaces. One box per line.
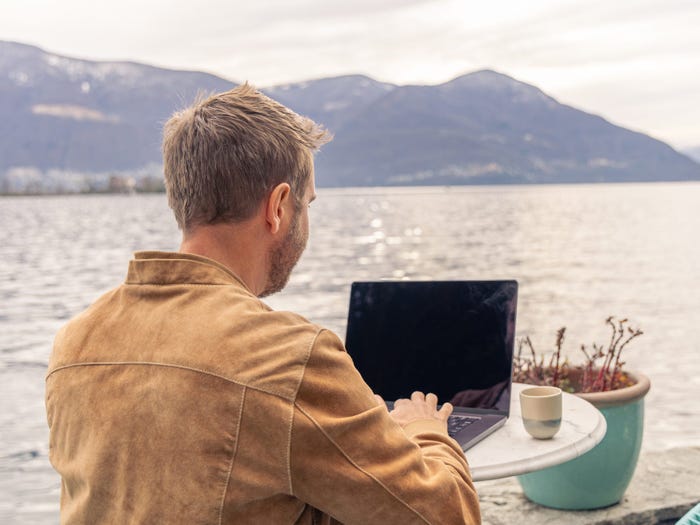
126, 251, 253, 293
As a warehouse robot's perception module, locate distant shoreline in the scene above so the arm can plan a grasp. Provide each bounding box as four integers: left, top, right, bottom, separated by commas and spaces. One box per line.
0, 189, 166, 197
3, 179, 700, 197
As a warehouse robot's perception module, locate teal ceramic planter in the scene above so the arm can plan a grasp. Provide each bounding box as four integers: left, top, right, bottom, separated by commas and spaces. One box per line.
518, 372, 650, 510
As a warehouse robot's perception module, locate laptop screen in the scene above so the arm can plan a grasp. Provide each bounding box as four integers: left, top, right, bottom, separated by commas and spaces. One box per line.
345, 280, 518, 414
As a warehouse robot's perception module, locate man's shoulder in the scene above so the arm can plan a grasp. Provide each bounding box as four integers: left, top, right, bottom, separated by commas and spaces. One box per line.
50, 286, 122, 357
48, 279, 337, 401
160, 284, 333, 400
237, 303, 324, 355
211, 302, 329, 399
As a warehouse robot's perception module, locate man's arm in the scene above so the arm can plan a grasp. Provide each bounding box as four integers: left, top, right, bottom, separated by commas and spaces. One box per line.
290, 329, 481, 525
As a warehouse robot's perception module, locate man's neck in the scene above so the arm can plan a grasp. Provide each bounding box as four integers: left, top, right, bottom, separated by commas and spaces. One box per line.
179, 221, 269, 296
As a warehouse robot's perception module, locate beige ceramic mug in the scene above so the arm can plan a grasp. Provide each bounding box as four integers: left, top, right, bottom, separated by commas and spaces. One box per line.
520, 386, 562, 439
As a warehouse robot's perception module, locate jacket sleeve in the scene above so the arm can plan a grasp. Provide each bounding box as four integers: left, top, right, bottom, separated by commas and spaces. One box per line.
290, 329, 481, 525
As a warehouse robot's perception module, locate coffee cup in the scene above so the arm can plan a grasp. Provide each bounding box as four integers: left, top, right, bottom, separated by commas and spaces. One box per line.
520, 386, 562, 439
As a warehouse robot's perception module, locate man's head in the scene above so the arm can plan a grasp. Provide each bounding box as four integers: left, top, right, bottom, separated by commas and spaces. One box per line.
162, 83, 331, 232
163, 84, 330, 297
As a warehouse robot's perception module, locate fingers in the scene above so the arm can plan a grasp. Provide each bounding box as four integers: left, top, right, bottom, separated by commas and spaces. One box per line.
387, 392, 451, 427
437, 402, 454, 421
410, 391, 440, 408
396, 391, 425, 407
400, 391, 440, 408
393, 392, 443, 412
410, 391, 425, 402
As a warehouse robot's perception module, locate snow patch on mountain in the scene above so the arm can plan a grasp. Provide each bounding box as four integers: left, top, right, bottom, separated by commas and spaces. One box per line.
32, 104, 120, 123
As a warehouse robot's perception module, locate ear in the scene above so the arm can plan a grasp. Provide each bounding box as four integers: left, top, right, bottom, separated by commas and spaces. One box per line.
265, 182, 292, 234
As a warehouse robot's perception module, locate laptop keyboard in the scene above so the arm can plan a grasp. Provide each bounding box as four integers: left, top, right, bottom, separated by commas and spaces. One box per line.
447, 415, 480, 437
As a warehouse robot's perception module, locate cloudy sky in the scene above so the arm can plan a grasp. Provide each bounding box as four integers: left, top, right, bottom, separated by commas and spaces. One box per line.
2, 0, 699, 149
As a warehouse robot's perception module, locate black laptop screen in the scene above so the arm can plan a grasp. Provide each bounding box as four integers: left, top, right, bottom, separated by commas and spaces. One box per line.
345, 280, 517, 413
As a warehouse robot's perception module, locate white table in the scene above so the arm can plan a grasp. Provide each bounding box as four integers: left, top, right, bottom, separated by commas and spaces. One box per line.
466, 383, 607, 481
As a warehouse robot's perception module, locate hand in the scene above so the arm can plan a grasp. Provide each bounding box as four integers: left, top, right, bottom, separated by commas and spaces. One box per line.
375, 391, 453, 428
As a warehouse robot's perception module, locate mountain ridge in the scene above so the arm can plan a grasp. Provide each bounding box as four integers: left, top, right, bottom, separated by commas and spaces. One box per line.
682, 146, 700, 163
1, 40, 698, 193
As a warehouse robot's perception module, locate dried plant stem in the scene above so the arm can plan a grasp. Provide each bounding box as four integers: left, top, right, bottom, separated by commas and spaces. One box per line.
512, 316, 642, 393
552, 327, 565, 385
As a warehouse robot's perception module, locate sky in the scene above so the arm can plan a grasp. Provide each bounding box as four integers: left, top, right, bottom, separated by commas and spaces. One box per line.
2, 0, 699, 150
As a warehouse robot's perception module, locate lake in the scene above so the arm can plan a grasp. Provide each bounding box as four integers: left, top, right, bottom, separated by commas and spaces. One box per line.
1, 182, 699, 523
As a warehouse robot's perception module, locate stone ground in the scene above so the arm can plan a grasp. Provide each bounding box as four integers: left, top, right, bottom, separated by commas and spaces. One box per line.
475, 447, 700, 525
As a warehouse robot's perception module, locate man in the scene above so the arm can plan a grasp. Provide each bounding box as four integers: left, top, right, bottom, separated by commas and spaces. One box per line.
46, 84, 481, 524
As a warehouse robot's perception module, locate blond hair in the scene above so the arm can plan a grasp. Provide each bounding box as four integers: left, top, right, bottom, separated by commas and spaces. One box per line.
162, 83, 331, 230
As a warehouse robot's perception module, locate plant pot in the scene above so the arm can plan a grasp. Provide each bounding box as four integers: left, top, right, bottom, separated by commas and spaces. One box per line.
517, 371, 651, 509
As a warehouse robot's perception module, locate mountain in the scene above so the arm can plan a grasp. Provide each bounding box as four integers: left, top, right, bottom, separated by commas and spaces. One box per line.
307, 70, 700, 186
1, 40, 699, 192
265, 75, 396, 135
0, 41, 234, 192
682, 146, 700, 163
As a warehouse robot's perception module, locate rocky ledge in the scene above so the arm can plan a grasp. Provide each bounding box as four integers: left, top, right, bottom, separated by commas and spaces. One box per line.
475, 446, 700, 525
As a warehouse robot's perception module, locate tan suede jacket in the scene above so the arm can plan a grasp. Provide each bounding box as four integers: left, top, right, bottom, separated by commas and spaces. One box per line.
46, 251, 480, 524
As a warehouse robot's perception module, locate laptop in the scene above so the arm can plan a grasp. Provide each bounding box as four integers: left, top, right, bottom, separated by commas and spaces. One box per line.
345, 280, 518, 451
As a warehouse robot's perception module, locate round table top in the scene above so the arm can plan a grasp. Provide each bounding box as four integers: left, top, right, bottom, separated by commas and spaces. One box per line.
466, 383, 607, 481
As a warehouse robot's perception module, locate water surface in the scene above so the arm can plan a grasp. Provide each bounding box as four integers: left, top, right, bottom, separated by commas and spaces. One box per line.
2, 183, 699, 523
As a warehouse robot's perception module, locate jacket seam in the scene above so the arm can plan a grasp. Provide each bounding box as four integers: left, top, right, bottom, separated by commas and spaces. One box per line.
291, 504, 308, 524
45, 362, 297, 401
293, 403, 431, 525
287, 328, 323, 495
123, 282, 231, 287
218, 385, 246, 525
286, 402, 296, 496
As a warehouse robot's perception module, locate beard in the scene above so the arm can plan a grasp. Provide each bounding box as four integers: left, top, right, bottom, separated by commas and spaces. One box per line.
259, 211, 308, 298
